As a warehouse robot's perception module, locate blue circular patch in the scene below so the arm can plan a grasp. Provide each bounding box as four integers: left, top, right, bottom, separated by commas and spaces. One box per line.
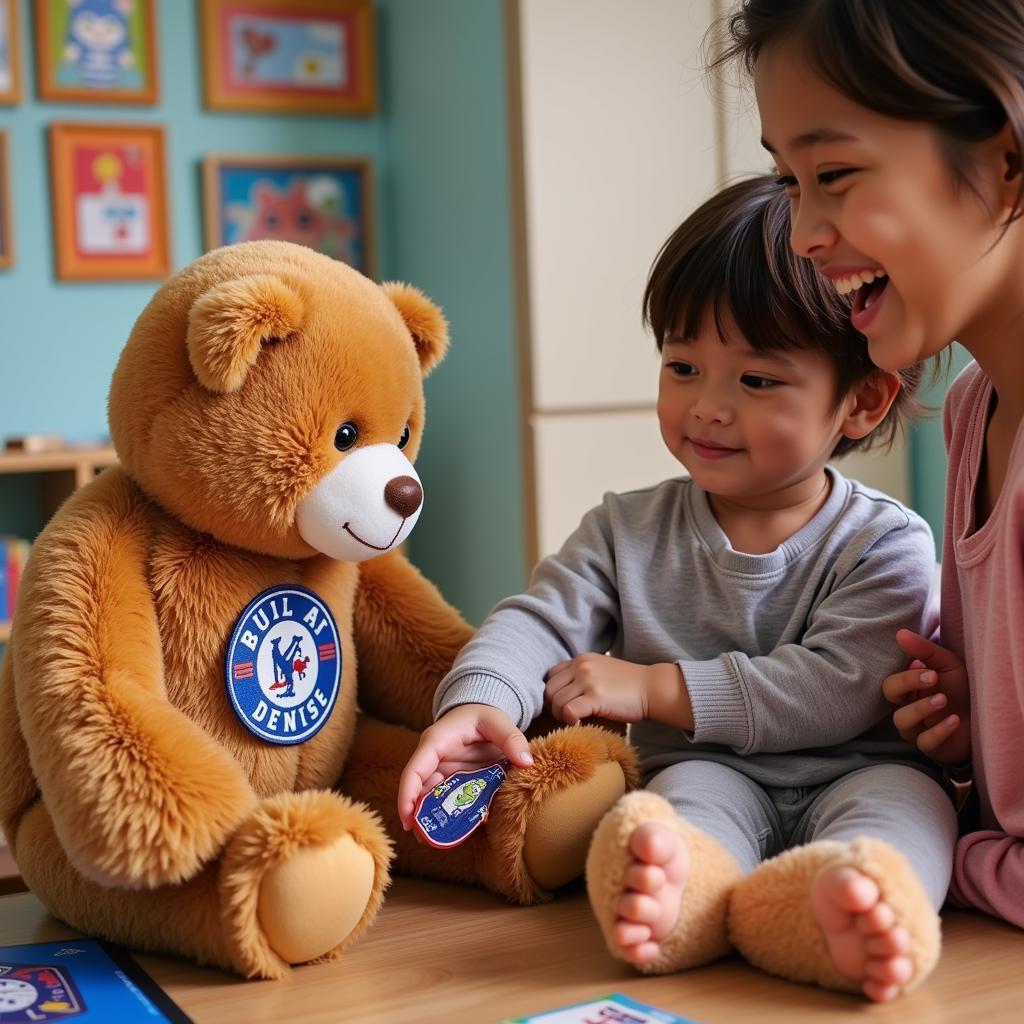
225, 585, 341, 746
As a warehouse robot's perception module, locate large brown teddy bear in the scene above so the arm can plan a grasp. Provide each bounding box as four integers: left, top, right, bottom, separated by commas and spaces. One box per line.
0, 241, 635, 979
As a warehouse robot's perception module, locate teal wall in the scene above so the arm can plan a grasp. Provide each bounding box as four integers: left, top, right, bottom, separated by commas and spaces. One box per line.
909, 344, 973, 556
0, 0, 525, 628
380, 0, 526, 623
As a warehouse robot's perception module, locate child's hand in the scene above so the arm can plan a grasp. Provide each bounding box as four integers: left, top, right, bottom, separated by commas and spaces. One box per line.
397, 704, 533, 830
545, 654, 687, 727
882, 629, 971, 765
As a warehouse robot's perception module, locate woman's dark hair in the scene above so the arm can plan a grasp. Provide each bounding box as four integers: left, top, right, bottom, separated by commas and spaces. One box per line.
642, 174, 923, 457
717, 0, 1024, 220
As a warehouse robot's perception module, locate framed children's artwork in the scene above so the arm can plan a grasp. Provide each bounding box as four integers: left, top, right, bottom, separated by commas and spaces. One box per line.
49, 122, 170, 280
203, 154, 374, 276
0, 131, 12, 268
34, 0, 159, 104
200, 0, 375, 115
0, 0, 23, 104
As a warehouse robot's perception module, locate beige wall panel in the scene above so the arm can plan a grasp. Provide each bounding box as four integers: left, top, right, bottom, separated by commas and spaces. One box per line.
532, 409, 685, 559
831, 433, 911, 505
719, 75, 771, 180
518, 0, 718, 411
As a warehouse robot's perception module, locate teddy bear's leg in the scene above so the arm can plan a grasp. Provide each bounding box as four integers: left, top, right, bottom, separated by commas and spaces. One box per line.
219, 789, 392, 977
340, 716, 637, 904
508, 724, 638, 897
14, 799, 231, 970
13, 790, 390, 979
586, 790, 743, 974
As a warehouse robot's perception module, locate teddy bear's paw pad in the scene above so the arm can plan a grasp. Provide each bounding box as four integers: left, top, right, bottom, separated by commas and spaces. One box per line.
522, 760, 626, 890
257, 834, 375, 964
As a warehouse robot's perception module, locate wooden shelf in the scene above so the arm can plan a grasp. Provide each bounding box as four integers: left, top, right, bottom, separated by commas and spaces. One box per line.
0, 621, 9, 644
0, 445, 118, 488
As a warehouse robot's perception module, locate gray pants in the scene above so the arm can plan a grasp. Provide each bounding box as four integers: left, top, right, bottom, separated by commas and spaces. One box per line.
647, 761, 957, 909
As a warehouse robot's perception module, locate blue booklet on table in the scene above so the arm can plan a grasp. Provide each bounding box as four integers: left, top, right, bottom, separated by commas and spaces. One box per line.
0, 938, 191, 1022
503, 992, 700, 1023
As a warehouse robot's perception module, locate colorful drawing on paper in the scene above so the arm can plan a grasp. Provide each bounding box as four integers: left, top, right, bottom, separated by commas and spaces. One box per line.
71, 143, 153, 258
201, 1, 374, 114
213, 163, 368, 272
45, 0, 150, 94
50, 123, 169, 279
223, 9, 354, 95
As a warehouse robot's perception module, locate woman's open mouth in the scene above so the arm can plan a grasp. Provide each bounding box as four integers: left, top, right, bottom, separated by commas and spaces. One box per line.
850, 274, 889, 332
831, 268, 889, 333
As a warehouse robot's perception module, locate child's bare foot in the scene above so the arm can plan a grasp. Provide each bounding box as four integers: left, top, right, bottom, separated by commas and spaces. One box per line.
609, 822, 690, 966
811, 864, 914, 1003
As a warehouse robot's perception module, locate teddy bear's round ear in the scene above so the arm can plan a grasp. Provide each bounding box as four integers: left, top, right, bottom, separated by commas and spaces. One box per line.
186, 275, 306, 393
381, 282, 450, 377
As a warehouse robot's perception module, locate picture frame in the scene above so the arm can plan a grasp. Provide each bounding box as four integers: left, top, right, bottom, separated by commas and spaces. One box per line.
49, 122, 170, 281
200, 0, 375, 115
203, 154, 374, 277
0, 131, 12, 268
34, 0, 159, 104
0, 0, 22, 104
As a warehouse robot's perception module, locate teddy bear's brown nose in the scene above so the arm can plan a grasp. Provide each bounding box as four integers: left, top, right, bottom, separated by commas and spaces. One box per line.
384, 475, 423, 518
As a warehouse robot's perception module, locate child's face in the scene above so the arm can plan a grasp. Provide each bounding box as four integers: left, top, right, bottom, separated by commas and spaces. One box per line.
657, 313, 848, 501
754, 36, 1020, 371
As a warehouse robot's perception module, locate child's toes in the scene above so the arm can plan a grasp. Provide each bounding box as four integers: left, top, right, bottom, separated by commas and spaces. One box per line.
865, 925, 910, 958
857, 898, 896, 935
863, 979, 901, 1004
866, 953, 913, 988
622, 861, 667, 895
611, 919, 653, 948
617, 892, 664, 928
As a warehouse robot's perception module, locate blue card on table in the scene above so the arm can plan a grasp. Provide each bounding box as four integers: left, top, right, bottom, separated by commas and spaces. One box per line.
503, 991, 700, 1023
0, 938, 191, 1022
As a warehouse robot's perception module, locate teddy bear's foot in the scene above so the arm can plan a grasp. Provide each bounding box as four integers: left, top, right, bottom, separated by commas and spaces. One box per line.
258, 833, 375, 964
728, 838, 940, 1001
220, 790, 392, 978
479, 724, 638, 903
587, 791, 741, 975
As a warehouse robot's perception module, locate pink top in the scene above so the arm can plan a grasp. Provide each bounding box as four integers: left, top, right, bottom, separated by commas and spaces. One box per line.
941, 362, 1024, 926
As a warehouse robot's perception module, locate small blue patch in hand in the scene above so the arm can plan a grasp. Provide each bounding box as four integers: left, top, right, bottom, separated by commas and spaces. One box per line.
413, 761, 509, 849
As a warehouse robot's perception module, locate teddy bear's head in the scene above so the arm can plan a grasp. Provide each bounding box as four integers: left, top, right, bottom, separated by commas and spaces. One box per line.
108, 241, 449, 561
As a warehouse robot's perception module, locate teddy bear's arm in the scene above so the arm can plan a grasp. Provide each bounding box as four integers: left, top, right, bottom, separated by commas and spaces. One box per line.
354, 550, 474, 731
11, 471, 257, 889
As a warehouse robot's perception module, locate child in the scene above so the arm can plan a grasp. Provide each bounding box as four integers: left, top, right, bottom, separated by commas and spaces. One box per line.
398, 175, 957, 1003
723, 0, 1024, 939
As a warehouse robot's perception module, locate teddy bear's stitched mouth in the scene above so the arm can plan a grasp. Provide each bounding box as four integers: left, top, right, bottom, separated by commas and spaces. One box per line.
343, 521, 406, 552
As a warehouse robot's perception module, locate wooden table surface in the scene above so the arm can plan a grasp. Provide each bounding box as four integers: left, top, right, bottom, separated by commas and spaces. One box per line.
2, 877, 1022, 1023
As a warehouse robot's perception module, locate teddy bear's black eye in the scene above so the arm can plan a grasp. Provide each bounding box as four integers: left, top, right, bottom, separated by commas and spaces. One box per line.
334, 422, 359, 451
398, 423, 411, 450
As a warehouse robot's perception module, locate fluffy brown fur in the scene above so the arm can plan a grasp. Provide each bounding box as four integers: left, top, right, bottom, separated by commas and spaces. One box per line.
728, 837, 941, 995
0, 241, 634, 979
586, 791, 742, 974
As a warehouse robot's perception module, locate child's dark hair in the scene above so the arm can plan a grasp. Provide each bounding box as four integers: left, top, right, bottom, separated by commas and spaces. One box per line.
717, 0, 1024, 223
642, 175, 923, 457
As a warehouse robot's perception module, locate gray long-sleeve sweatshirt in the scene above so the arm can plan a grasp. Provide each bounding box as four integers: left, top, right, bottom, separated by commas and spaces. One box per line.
434, 467, 939, 788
